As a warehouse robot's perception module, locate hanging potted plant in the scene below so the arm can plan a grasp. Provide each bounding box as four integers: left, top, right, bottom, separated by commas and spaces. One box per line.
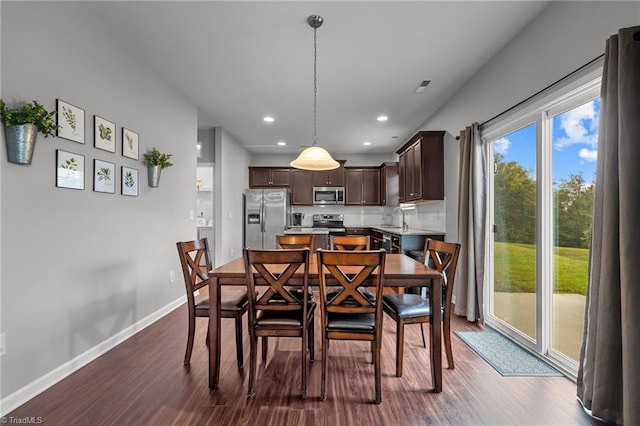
1, 99, 59, 165
143, 147, 173, 187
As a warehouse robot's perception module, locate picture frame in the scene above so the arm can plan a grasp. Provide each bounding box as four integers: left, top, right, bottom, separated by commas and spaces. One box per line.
94, 159, 116, 194
56, 149, 85, 190
56, 99, 85, 144
94, 115, 116, 153
121, 166, 139, 197
122, 128, 139, 160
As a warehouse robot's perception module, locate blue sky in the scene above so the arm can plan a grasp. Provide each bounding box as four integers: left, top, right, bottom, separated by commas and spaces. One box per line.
492, 98, 600, 185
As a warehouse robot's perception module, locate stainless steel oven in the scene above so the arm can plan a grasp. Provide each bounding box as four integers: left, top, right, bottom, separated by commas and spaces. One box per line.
313, 187, 345, 205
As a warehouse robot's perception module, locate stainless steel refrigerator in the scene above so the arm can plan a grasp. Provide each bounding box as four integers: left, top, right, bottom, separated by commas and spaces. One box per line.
243, 188, 291, 249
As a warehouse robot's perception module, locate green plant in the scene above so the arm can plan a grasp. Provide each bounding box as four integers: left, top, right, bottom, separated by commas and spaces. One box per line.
143, 147, 173, 169
0, 99, 59, 137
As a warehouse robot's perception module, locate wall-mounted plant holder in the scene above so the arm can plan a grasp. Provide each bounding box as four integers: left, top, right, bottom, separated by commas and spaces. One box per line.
1, 99, 58, 165
142, 147, 173, 188
5, 124, 37, 165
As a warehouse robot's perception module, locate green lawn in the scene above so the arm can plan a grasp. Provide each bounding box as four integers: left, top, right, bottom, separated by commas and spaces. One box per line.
494, 241, 589, 295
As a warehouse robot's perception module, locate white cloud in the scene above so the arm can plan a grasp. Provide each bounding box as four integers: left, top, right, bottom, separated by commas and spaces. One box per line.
493, 137, 511, 155
579, 148, 597, 162
554, 101, 598, 150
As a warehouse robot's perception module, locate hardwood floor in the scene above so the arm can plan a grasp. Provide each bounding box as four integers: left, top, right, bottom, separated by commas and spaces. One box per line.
7, 296, 598, 425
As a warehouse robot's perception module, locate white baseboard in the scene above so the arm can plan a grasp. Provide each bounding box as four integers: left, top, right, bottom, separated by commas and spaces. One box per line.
0, 296, 186, 417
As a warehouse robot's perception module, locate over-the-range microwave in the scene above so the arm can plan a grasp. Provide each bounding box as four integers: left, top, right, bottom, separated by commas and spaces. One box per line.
313, 187, 345, 205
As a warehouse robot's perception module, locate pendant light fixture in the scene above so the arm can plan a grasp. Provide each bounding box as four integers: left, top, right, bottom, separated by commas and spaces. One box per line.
290, 15, 340, 171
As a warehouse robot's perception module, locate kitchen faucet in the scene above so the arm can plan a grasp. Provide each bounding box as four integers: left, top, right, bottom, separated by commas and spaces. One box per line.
393, 207, 409, 232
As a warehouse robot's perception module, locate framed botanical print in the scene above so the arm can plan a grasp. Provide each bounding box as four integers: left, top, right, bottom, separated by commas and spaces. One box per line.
56, 150, 85, 190
121, 166, 139, 196
94, 115, 116, 153
122, 128, 139, 160
94, 159, 116, 194
56, 99, 85, 144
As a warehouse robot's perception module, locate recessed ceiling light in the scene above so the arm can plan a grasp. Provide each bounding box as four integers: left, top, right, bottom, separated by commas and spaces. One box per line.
263, 116, 275, 123
377, 115, 388, 122
277, 141, 286, 146
363, 141, 372, 146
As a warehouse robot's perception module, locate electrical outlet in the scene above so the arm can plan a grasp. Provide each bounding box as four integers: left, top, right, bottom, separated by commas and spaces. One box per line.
230, 248, 235, 257
169, 271, 176, 283
228, 211, 233, 219
189, 210, 194, 220
1, 333, 6, 356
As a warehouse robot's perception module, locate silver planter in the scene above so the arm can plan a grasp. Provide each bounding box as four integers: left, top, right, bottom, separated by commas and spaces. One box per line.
5, 123, 38, 165
148, 165, 162, 187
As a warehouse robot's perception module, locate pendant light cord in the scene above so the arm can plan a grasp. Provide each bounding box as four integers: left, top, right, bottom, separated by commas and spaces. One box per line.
313, 25, 318, 147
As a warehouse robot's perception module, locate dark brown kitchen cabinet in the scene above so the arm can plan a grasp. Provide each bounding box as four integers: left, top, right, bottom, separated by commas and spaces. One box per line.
312, 161, 345, 187
346, 227, 370, 236
370, 229, 383, 250
396, 131, 444, 202
249, 167, 291, 188
380, 162, 399, 206
290, 169, 314, 205
345, 167, 380, 205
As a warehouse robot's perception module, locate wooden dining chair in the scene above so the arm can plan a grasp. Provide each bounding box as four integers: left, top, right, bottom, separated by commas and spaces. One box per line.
382, 239, 461, 377
316, 249, 386, 404
330, 235, 370, 250
243, 247, 315, 399
277, 234, 315, 301
277, 234, 314, 249
176, 238, 248, 367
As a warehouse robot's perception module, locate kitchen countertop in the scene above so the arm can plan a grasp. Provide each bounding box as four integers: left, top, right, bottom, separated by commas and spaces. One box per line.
363, 226, 445, 236
284, 227, 329, 235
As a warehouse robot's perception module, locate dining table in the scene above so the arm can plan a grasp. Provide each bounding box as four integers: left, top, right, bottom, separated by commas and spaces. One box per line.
208, 252, 444, 393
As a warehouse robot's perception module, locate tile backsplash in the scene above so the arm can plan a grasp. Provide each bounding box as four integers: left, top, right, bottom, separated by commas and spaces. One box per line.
292, 199, 445, 232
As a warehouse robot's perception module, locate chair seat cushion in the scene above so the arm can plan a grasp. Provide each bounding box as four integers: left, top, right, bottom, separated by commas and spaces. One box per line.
256, 302, 316, 327
195, 298, 210, 313
327, 312, 375, 331
221, 290, 249, 310
382, 293, 431, 318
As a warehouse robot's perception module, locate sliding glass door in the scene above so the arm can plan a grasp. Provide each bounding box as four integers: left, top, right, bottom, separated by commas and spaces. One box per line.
485, 80, 600, 377
491, 123, 538, 342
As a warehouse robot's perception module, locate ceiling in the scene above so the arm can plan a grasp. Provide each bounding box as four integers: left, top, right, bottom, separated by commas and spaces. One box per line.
83, 1, 549, 156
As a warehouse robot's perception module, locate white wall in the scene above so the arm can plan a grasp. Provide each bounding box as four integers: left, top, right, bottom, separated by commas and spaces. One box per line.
1, 2, 198, 405
214, 127, 251, 267
418, 1, 640, 242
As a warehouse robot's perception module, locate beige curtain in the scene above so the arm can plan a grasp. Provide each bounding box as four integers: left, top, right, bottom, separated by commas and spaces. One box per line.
455, 123, 486, 322
577, 26, 640, 425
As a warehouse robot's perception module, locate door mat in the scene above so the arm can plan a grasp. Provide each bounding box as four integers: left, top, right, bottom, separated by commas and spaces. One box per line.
455, 330, 563, 377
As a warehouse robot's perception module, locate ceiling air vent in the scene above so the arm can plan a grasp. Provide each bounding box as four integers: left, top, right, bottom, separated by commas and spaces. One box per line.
414, 80, 431, 93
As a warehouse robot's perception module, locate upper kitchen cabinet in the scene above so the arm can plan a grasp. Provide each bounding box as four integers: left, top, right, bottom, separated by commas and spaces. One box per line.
290, 169, 314, 205
345, 167, 380, 205
249, 167, 291, 188
396, 131, 444, 202
380, 162, 399, 206
312, 160, 346, 187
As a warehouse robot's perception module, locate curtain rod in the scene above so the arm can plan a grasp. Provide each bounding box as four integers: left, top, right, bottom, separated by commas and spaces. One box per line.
455, 54, 604, 140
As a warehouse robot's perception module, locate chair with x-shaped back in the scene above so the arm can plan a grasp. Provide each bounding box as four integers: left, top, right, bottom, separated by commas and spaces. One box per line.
243, 247, 315, 399
382, 238, 461, 377
176, 238, 248, 367
316, 248, 386, 404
